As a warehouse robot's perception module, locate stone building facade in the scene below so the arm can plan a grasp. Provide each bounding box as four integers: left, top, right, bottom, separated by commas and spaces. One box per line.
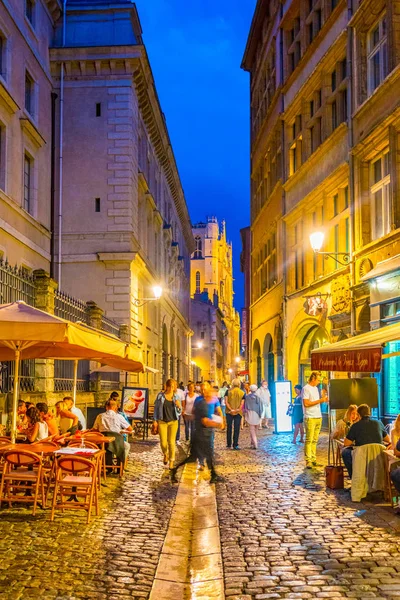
0, 0, 61, 273
190, 217, 240, 385
50, 0, 194, 399
243, 0, 400, 418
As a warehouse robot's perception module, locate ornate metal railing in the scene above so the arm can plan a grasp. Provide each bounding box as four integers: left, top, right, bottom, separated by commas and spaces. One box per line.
101, 314, 120, 337
0, 261, 36, 393
54, 358, 90, 393
54, 289, 89, 324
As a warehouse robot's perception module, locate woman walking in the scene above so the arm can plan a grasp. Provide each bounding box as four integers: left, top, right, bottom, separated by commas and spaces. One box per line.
182, 382, 198, 441
291, 384, 304, 444
244, 384, 263, 449
153, 379, 182, 470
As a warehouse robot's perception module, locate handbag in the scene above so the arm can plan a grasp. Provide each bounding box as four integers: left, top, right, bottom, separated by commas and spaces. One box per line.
325, 410, 344, 489
151, 421, 159, 435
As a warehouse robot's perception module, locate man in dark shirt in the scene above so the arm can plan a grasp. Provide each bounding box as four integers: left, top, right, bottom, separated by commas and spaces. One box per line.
170, 382, 223, 484
342, 404, 390, 478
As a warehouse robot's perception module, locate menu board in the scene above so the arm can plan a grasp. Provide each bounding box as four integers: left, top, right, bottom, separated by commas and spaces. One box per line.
384, 342, 400, 416
275, 381, 293, 434
122, 387, 149, 421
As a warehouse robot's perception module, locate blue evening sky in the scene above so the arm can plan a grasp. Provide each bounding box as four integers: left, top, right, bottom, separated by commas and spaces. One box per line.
136, 0, 256, 312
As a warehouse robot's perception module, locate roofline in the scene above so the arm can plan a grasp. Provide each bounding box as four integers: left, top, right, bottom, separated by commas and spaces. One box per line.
241, 0, 269, 72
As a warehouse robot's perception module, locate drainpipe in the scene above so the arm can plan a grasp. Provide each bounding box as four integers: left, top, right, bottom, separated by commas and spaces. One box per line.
347, 0, 355, 337
58, 0, 67, 286
50, 92, 57, 280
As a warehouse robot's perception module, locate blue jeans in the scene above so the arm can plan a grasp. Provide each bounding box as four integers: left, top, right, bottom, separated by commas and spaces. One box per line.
226, 413, 241, 448
391, 467, 400, 493
183, 416, 194, 442
341, 446, 353, 478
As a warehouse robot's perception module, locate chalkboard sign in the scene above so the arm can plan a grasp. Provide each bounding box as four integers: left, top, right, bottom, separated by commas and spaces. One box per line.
328, 378, 378, 410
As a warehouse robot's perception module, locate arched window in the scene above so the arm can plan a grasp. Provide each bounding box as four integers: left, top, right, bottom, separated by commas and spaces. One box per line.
194, 236, 203, 258
195, 271, 201, 293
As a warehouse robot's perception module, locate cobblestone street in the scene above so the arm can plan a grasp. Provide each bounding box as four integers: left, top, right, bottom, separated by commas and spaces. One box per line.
215, 429, 400, 600
0, 440, 177, 600
2, 430, 400, 599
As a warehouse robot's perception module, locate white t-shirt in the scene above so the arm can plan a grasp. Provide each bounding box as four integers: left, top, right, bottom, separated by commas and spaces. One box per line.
184, 393, 198, 416
302, 384, 321, 418
94, 410, 130, 433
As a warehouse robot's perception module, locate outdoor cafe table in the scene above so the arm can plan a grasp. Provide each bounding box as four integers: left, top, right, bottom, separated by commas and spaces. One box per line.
0, 443, 58, 455
67, 434, 115, 480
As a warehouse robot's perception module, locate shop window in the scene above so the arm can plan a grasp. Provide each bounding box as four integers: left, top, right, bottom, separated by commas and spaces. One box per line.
368, 14, 388, 95
370, 150, 390, 239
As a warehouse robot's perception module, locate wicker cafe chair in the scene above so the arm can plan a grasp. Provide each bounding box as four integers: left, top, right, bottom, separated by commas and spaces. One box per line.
0, 450, 45, 515
50, 455, 100, 524
78, 433, 109, 481
383, 451, 400, 508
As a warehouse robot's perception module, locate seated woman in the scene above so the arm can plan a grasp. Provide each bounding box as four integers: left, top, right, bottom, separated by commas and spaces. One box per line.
332, 404, 359, 440
391, 414, 400, 450
55, 400, 79, 435
36, 402, 59, 437
26, 407, 49, 443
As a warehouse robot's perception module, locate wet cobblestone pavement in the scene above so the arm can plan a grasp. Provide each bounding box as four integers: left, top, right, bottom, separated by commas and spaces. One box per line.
0, 440, 176, 600
2, 430, 400, 599
214, 428, 400, 600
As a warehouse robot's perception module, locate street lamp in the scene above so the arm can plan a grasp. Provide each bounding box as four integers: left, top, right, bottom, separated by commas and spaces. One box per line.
133, 285, 163, 307
196, 341, 203, 349
235, 356, 241, 364
309, 231, 351, 266
228, 368, 233, 374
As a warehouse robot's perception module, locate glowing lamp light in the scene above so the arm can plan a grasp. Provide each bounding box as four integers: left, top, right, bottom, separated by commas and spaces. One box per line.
228, 368, 233, 374
309, 231, 325, 252
235, 356, 241, 364
196, 341, 203, 349
191, 361, 197, 366
153, 286, 163, 299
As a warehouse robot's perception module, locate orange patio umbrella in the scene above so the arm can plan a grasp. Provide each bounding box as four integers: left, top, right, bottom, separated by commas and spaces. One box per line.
0, 301, 144, 441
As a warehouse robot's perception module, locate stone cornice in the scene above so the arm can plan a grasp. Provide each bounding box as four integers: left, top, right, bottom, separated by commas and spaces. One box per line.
0, 78, 19, 114
20, 116, 46, 148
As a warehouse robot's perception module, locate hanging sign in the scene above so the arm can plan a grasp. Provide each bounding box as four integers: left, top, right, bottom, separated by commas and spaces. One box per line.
303, 295, 328, 317
311, 347, 382, 372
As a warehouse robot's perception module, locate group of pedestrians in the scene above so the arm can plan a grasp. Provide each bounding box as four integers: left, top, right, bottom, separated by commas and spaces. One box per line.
152, 377, 274, 483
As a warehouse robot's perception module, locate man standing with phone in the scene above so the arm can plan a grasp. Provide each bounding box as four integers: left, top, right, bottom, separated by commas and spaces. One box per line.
302, 372, 325, 469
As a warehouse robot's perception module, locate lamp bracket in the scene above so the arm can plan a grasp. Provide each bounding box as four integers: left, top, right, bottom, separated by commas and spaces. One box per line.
315, 251, 351, 266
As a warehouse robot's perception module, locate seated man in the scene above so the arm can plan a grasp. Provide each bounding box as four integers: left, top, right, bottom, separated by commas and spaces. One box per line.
36, 402, 59, 436
342, 403, 390, 479
93, 400, 133, 463
64, 396, 87, 430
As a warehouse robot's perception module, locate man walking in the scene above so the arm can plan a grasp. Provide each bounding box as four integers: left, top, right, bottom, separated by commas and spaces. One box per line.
302, 372, 325, 469
226, 378, 245, 450
256, 380, 272, 430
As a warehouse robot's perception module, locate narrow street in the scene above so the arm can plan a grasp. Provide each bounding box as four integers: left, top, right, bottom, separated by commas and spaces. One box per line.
1, 430, 400, 599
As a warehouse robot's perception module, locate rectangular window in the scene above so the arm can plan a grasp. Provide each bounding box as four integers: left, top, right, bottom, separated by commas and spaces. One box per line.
96, 103, 101, 117
331, 70, 337, 92
341, 58, 347, 80
26, 0, 34, 25
368, 14, 388, 94
344, 185, 349, 209
310, 99, 314, 118
332, 100, 337, 130
95, 198, 100, 212
24, 154, 32, 214
341, 89, 348, 122
315, 10, 322, 35
25, 72, 34, 116
333, 194, 339, 217
370, 151, 390, 239
345, 217, 350, 254
317, 89, 322, 108
310, 125, 314, 154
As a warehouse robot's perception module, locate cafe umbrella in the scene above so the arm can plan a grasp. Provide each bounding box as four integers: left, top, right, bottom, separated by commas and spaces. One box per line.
0, 301, 144, 442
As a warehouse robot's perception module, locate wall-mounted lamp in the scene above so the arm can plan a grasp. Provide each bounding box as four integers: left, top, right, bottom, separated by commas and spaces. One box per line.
309, 232, 350, 266
133, 286, 163, 307
235, 356, 241, 364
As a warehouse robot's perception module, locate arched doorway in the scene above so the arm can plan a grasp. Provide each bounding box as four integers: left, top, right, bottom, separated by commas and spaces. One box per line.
263, 334, 274, 390
162, 324, 168, 383
275, 321, 283, 381
252, 339, 261, 386
299, 325, 329, 385
169, 327, 175, 380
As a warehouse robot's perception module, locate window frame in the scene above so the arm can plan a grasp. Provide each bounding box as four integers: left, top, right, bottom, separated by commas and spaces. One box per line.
23, 152, 33, 215
367, 13, 388, 95
370, 149, 391, 240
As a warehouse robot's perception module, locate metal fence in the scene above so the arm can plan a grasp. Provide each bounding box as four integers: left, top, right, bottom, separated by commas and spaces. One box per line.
54, 289, 89, 324
101, 314, 120, 337
0, 261, 36, 393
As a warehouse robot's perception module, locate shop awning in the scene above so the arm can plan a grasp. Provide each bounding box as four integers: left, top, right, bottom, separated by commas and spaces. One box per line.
311, 320, 400, 372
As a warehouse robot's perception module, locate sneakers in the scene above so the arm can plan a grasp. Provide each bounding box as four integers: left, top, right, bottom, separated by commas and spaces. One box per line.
233, 446, 240, 450
170, 469, 178, 484
312, 462, 323, 467
210, 474, 224, 484
306, 463, 313, 469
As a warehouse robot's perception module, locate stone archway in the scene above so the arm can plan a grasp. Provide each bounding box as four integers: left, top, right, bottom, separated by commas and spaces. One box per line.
252, 339, 261, 386
263, 334, 274, 389
162, 324, 168, 383
299, 324, 329, 385
357, 303, 371, 333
